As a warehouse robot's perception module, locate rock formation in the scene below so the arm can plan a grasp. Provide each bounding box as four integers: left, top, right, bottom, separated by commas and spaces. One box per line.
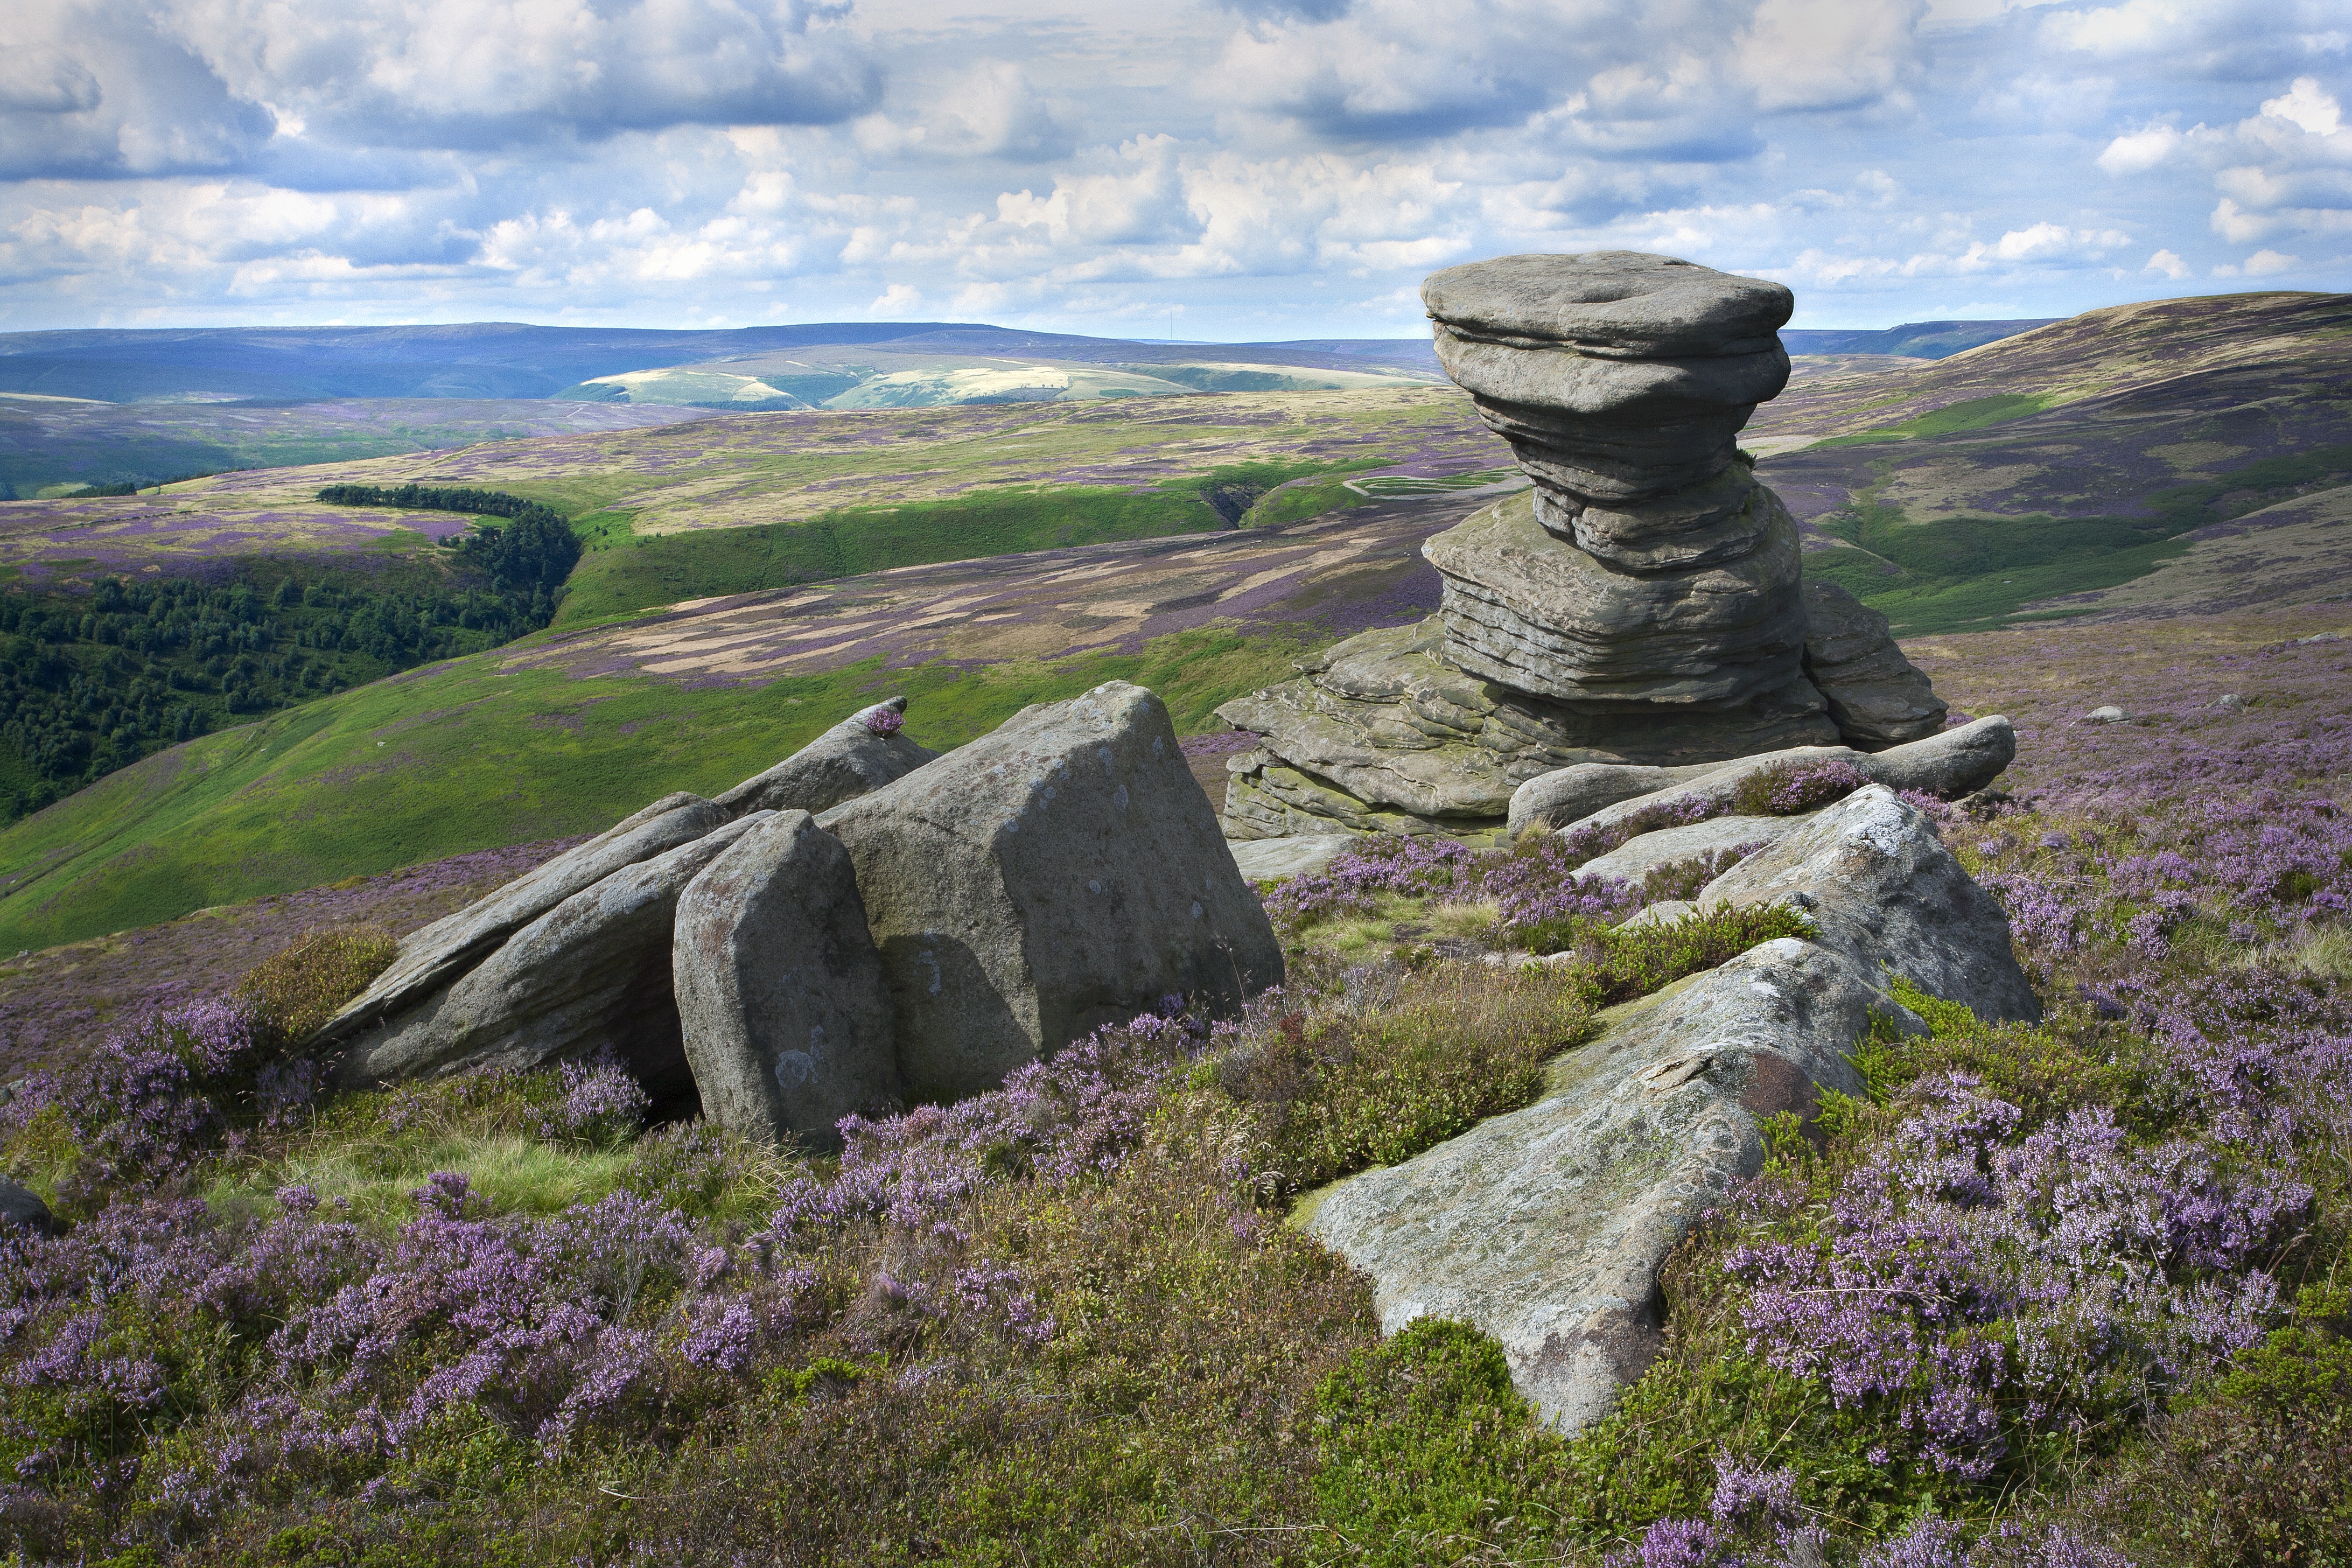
821, 681, 1284, 1104
674, 810, 901, 1150
1301, 784, 2036, 1431
1220, 251, 1948, 841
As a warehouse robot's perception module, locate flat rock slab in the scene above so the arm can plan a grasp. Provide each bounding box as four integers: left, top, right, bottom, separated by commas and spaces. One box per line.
1229, 836, 1354, 883
1700, 785, 2041, 1023
1300, 938, 1878, 1432
713, 696, 939, 818
313, 793, 731, 1048
675, 810, 901, 1151
1572, 815, 1801, 887
823, 680, 1284, 1104
334, 813, 772, 1112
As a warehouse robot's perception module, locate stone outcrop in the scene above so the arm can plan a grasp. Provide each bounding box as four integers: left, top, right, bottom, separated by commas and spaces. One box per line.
714, 697, 938, 818
1301, 938, 1898, 1431
0, 1174, 60, 1236
1301, 781, 2035, 1432
317, 793, 731, 1046
1698, 785, 2041, 1023
1568, 815, 1801, 887
334, 814, 774, 1112
823, 680, 1284, 1104
1508, 715, 2017, 838
674, 810, 900, 1149
1216, 250, 1951, 842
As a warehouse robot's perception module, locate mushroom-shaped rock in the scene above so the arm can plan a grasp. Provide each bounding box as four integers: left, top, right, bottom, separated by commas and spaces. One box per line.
333, 813, 773, 1113
715, 696, 939, 818
822, 680, 1284, 1104
675, 810, 901, 1150
312, 793, 731, 1049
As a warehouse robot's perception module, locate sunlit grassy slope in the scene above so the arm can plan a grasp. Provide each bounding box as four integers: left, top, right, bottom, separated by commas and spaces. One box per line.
0, 623, 1313, 954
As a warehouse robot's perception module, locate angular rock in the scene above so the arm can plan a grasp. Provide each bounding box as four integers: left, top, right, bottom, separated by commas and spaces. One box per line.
333, 813, 773, 1112
1300, 937, 1885, 1431
675, 811, 900, 1151
1426, 489, 1810, 706
0, 1174, 59, 1236
313, 793, 731, 1047
713, 696, 939, 818
1699, 785, 2041, 1022
822, 681, 1283, 1104
1801, 580, 1948, 748
1570, 815, 1801, 887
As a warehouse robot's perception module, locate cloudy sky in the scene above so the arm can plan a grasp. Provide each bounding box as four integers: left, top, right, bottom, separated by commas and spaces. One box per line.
2, 0, 2347, 337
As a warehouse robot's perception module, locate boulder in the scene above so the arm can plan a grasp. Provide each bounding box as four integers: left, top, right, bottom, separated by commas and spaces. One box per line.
1508, 760, 1720, 838
674, 811, 901, 1150
1229, 835, 1354, 883
333, 813, 773, 1112
1698, 784, 2041, 1022
0, 1174, 59, 1236
1863, 715, 2015, 798
713, 696, 939, 818
1570, 744, 1869, 845
1570, 815, 1800, 887
313, 793, 731, 1047
822, 680, 1284, 1104
1300, 937, 1889, 1432
2086, 705, 2126, 723
1800, 580, 1948, 748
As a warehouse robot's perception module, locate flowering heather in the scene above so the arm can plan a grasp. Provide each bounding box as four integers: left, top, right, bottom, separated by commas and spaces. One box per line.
861, 705, 904, 737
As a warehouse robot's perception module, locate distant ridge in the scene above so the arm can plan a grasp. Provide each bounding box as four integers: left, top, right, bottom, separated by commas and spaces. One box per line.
1780, 319, 2057, 359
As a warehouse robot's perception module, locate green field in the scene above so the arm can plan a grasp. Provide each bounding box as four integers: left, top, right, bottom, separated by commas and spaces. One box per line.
0, 622, 1313, 954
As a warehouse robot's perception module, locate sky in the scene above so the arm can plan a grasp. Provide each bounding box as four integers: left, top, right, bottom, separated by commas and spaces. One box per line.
1, 0, 2347, 338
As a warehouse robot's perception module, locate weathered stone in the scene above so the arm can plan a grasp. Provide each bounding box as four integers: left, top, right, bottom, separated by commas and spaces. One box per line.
1801, 580, 1948, 748
1421, 251, 1796, 361
1427, 490, 1810, 706
1570, 745, 1869, 846
1864, 716, 2015, 799
1229, 835, 1353, 883
313, 793, 731, 1047
2086, 705, 2127, 723
1699, 785, 2041, 1022
334, 813, 773, 1112
1550, 466, 1779, 572
1508, 761, 1720, 838
713, 696, 939, 818
1571, 815, 1801, 887
0, 1174, 59, 1236
1300, 937, 1886, 1432
822, 681, 1283, 1104
674, 811, 900, 1151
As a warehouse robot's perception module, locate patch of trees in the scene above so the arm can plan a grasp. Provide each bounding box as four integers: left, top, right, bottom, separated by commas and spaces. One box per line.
0, 541, 575, 820
316, 484, 582, 620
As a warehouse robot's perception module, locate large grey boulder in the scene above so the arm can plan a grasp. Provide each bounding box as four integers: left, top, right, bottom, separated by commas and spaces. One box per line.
1865, 715, 2014, 797
313, 793, 730, 1047
0, 1174, 59, 1236
1229, 835, 1353, 883
333, 813, 773, 1112
674, 811, 900, 1150
713, 696, 939, 818
1802, 580, 1948, 748
1699, 784, 2040, 1022
1300, 938, 1889, 1432
1508, 759, 1721, 838
822, 680, 1284, 1104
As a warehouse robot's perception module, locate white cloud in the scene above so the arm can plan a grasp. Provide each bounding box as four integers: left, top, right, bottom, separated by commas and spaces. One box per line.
2144, 247, 2190, 277
2097, 123, 2183, 173
2242, 247, 2301, 273
2262, 75, 2342, 135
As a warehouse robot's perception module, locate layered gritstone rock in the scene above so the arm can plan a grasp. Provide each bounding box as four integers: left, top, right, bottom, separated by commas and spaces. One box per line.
1214, 249, 1955, 840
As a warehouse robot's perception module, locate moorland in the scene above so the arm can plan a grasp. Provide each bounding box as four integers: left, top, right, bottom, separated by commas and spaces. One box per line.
0, 287, 2346, 1565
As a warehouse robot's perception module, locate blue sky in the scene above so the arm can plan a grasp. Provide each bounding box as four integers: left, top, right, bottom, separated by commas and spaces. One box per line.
1, 0, 2346, 337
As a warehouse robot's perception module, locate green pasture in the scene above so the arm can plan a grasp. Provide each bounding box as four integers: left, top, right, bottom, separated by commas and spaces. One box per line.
1811, 392, 2066, 448
0, 621, 1314, 954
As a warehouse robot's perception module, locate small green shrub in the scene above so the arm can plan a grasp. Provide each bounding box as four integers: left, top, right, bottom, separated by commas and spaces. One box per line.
236, 926, 399, 1045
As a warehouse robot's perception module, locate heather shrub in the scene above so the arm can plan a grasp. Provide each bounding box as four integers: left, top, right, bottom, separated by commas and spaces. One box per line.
1217, 961, 1593, 1193
235, 924, 398, 1045
1730, 757, 1874, 817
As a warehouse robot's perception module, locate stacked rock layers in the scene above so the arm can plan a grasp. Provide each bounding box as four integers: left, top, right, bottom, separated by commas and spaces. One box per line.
1220, 251, 1945, 840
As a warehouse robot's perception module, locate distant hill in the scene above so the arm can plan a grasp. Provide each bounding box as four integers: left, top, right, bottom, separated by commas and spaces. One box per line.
0, 321, 1443, 407
1780, 319, 2056, 359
